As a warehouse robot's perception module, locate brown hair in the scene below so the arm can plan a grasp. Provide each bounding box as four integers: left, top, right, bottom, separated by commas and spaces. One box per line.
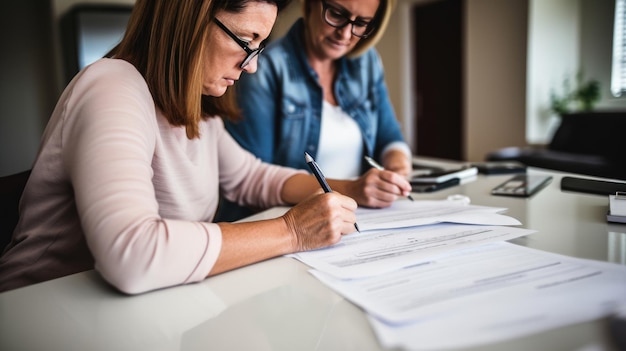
109, 0, 291, 139
302, 0, 395, 58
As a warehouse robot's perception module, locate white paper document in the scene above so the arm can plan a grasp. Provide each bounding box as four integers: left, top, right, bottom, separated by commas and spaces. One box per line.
290, 224, 535, 279
356, 200, 521, 231
310, 242, 626, 350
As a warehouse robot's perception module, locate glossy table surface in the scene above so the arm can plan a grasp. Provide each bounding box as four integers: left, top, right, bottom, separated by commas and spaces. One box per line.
1, 163, 625, 351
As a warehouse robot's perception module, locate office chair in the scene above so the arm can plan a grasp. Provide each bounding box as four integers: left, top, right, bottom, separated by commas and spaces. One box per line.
0, 170, 31, 253
486, 112, 626, 180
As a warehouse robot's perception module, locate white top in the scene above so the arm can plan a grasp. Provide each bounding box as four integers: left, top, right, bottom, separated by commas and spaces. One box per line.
316, 101, 363, 179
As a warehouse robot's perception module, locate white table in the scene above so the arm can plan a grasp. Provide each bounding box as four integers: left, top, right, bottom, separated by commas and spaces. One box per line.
1, 165, 625, 351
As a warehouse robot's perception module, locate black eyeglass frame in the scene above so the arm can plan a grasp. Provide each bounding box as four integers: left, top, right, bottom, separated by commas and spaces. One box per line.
320, 0, 376, 39
213, 18, 265, 68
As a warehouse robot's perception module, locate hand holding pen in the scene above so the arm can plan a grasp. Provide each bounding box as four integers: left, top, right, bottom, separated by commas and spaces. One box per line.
364, 156, 415, 201
305, 152, 360, 232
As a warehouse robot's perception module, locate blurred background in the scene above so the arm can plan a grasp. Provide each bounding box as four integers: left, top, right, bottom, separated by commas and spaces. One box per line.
1, 0, 625, 176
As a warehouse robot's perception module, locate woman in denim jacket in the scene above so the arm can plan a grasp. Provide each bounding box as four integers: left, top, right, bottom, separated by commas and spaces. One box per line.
221, 0, 410, 220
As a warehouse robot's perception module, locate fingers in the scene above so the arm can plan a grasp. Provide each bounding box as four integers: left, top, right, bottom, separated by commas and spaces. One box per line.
358, 169, 412, 207
284, 193, 358, 252
375, 170, 412, 195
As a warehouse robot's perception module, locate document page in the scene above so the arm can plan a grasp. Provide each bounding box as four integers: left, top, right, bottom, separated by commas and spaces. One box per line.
290, 224, 535, 279
310, 242, 626, 349
356, 200, 521, 231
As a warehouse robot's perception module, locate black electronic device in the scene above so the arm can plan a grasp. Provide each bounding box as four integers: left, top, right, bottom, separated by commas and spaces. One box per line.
470, 161, 527, 175
561, 176, 626, 196
411, 177, 461, 193
491, 174, 553, 197
410, 167, 478, 184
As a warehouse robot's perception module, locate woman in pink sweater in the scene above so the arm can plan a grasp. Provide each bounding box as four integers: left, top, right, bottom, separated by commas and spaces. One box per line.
0, 0, 412, 294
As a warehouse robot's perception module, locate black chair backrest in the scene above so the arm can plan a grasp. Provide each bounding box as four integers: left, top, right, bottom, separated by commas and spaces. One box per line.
0, 170, 31, 253
549, 112, 626, 159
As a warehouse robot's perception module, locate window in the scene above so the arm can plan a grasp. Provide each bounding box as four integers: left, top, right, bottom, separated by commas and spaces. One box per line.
611, 0, 626, 96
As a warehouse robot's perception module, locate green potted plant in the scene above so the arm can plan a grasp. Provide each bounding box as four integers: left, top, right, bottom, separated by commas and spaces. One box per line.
549, 70, 600, 115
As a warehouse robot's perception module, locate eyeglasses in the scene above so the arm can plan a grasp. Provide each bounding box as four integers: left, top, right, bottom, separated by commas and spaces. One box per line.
320, 0, 375, 38
213, 18, 265, 69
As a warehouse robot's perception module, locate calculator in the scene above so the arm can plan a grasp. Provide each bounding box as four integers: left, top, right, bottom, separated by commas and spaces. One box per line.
491, 175, 553, 197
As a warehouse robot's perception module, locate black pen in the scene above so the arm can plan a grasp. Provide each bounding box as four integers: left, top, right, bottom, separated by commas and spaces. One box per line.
304, 152, 360, 233
364, 156, 415, 201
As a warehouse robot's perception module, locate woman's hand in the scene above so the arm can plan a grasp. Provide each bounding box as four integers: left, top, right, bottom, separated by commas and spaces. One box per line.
333, 168, 412, 208
282, 191, 358, 252
212, 191, 356, 275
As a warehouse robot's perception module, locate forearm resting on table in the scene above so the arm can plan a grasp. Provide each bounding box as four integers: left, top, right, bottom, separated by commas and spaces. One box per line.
210, 218, 295, 276
279, 168, 412, 210
281, 173, 357, 203
280, 173, 329, 203
279, 172, 403, 207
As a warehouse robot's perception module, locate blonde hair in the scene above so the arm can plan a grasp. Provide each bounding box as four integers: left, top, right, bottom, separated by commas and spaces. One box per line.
302, 0, 396, 58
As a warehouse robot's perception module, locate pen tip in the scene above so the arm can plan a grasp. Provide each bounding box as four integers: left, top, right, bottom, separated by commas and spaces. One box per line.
304, 152, 313, 162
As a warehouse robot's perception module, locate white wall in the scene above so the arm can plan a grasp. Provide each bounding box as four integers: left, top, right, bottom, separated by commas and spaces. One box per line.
580, 0, 626, 110
375, 0, 420, 151
526, 0, 581, 144
465, 0, 528, 162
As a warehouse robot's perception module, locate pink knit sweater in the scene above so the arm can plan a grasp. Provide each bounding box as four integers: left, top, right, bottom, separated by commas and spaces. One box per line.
0, 59, 302, 294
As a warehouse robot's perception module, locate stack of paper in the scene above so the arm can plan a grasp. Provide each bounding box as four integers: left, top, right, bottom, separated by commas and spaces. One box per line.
316, 243, 626, 350
288, 200, 626, 349
608, 192, 626, 223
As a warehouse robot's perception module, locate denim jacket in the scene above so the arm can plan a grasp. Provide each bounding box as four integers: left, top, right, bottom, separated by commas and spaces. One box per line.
226, 18, 408, 173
